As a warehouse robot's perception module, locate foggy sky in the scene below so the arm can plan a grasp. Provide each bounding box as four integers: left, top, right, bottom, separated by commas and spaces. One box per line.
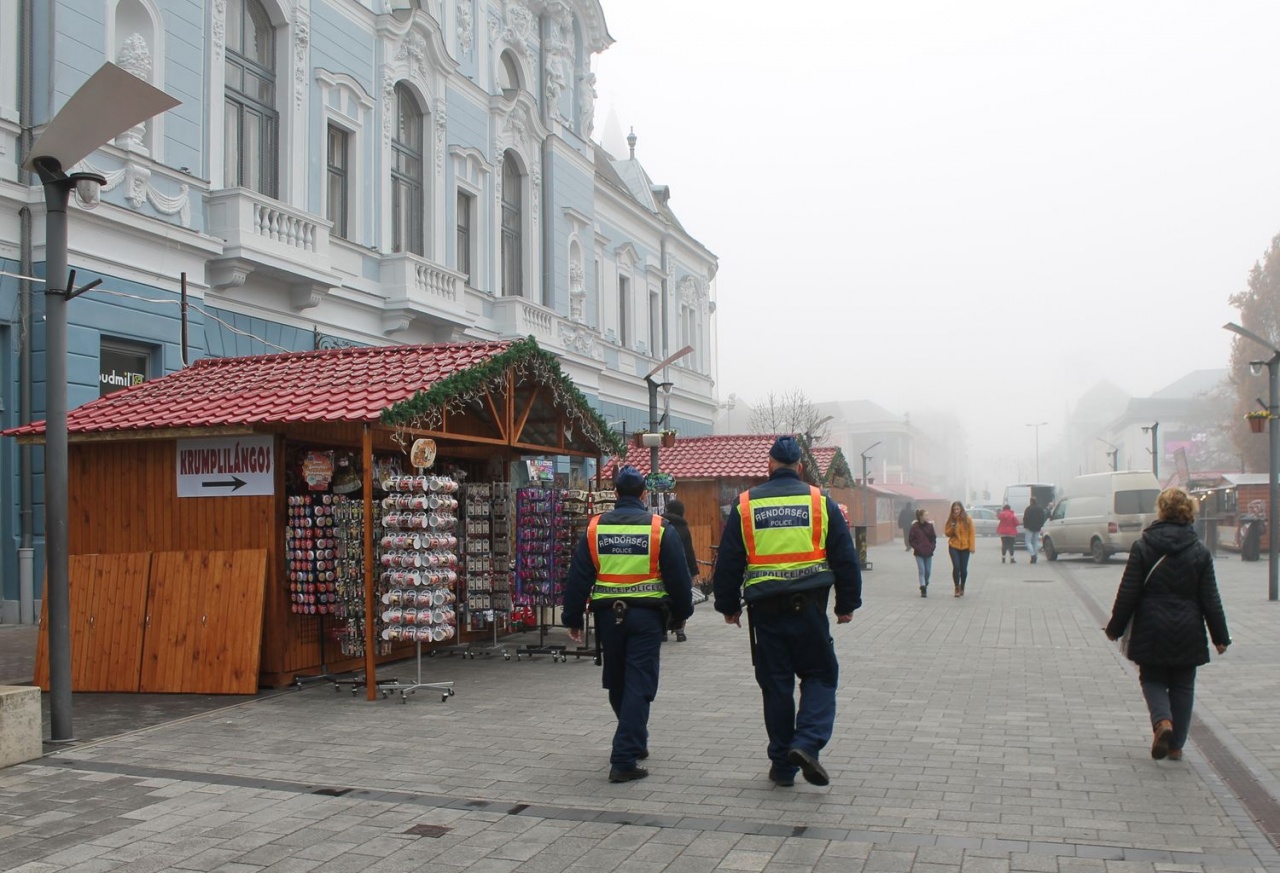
592, 1, 1280, 486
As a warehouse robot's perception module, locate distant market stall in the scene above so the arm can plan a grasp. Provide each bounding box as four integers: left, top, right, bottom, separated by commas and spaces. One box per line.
6, 338, 620, 697
606, 434, 856, 566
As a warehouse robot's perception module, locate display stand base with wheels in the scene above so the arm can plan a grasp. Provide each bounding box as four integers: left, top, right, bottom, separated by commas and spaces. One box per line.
377, 641, 455, 703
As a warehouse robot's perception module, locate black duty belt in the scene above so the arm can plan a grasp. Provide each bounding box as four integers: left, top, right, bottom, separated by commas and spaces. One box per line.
747, 587, 827, 617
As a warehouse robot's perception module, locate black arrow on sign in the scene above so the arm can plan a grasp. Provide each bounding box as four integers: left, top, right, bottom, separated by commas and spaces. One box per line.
202, 477, 247, 491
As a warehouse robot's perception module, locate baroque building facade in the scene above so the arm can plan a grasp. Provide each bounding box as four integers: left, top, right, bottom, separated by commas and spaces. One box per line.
0, 0, 719, 622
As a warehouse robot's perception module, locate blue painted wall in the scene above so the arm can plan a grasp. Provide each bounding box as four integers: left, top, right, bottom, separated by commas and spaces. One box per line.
162, 0, 206, 176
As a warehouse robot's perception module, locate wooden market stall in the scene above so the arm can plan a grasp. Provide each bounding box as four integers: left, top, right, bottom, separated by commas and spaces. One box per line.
10, 338, 620, 697
608, 434, 855, 568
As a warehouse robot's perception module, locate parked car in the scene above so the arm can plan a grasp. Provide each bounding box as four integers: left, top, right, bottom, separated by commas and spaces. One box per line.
966, 506, 999, 537
1040, 471, 1160, 563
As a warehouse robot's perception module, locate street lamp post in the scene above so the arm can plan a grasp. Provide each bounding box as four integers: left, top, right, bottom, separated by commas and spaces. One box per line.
1097, 438, 1119, 472
1141, 423, 1160, 479
860, 440, 881, 536
22, 63, 179, 741
1224, 321, 1280, 601
1026, 422, 1048, 481
641, 345, 694, 501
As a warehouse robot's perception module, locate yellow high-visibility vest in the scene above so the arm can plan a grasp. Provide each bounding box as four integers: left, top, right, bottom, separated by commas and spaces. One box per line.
739, 486, 829, 594
588, 515, 666, 600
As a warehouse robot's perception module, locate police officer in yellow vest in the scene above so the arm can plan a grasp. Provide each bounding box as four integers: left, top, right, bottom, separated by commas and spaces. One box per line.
713, 435, 862, 787
563, 465, 694, 783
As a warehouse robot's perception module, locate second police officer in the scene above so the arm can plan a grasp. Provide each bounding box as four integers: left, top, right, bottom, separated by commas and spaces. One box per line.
713, 435, 862, 787
563, 465, 694, 783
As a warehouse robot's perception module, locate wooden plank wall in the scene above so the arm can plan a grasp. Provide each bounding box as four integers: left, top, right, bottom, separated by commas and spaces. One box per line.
69, 441, 280, 677
673, 480, 721, 566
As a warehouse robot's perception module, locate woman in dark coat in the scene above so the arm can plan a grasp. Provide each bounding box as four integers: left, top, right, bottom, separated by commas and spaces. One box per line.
1105, 487, 1231, 761
908, 508, 937, 597
662, 499, 699, 642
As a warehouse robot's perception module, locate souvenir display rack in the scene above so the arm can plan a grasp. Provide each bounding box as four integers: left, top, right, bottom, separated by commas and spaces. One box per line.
287, 493, 357, 688
372, 473, 459, 701
458, 481, 513, 659
513, 486, 566, 660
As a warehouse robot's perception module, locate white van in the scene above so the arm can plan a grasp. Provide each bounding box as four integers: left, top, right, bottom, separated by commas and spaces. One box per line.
1002, 483, 1058, 517
1040, 471, 1160, 563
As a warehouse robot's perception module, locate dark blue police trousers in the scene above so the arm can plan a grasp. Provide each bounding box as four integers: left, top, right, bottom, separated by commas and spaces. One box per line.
595, 604, 664, 768
751, 602, 839, 772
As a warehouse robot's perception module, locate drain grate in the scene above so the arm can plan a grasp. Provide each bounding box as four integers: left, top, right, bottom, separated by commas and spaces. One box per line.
404, 824, 452, 838
312, 787, 351, 796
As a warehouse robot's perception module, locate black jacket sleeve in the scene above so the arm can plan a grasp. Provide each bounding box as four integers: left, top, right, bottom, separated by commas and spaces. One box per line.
659, 520, 695, 622
825, 495, 862, 615
1105, 542, 1146, 639
1198, 559, 1231, 648
713, 504, 748, 615
561, 532, 596, 631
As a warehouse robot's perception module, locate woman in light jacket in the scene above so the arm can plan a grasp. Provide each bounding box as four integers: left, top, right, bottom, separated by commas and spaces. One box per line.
908, 508, 937, 597
944, 501, 976, 597
1105, 487, 1230, 761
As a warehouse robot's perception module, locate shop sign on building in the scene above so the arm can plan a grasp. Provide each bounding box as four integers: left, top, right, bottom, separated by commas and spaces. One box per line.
176, 436, 275, 497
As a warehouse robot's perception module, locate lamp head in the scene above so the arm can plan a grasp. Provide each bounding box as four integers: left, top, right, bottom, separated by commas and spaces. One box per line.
72, 172, 107, 210
1251, 361, 1266, 377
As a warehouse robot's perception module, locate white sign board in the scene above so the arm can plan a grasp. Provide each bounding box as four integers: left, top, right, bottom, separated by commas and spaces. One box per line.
176, 436, 276, 498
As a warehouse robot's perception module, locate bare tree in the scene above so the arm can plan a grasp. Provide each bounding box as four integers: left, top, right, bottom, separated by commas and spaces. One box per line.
748, 389, 832, 444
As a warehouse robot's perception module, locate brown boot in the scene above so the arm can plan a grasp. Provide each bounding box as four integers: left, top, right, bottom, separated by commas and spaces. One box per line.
1151, 720, 1173, 760
1167, 749, 1183, 761
953, 585, 961, 597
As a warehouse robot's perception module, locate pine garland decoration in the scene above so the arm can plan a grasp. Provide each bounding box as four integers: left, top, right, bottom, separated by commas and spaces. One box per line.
380, 336, 624, 456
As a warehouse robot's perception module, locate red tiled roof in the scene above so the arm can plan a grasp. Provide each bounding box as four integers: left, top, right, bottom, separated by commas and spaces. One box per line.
810, 446, 837, 477
607, 434, 836, 480
5, 341, 515, 437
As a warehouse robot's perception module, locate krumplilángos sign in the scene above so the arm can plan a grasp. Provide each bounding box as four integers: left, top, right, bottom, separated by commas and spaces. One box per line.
176, 436, 275, 497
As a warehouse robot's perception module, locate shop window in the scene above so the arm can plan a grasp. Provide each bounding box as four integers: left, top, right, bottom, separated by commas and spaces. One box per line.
100, 340, 153, 397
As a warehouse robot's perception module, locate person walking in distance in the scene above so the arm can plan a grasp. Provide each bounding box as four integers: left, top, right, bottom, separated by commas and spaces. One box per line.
661, 498, 699, 642
997, 504, 1020, 564
713, 436, 862, 788
945, 501, 976, 597
563, 466, 694, 783
1022, 497, 1046, 564
1105, 487, 1230, 761
908, 508, 937, 597
898, 501, 915, 552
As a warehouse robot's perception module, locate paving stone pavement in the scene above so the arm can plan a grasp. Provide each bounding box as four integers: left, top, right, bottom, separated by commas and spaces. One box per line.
2, 541, 1280, 872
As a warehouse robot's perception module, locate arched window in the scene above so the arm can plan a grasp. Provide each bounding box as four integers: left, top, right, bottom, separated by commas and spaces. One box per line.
391, 83, 424, 256
224, 0, 278, 196
501, 152, 522, 296
498, 51, 521, 93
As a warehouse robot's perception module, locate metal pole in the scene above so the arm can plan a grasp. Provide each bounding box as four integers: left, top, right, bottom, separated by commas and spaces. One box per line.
647, 376, 659, 481
861, 453, 870, 532
1151, 422, 1160, 480
1269, 360, 1279, 601
37, 158, 74, 742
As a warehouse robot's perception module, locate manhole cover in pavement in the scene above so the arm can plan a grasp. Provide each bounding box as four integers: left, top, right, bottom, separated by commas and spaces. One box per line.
405, 824, 452, 838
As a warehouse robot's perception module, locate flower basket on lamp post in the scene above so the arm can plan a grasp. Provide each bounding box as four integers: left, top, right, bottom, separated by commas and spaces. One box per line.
1246, 411, 1272, 434
661, 430, 677, 448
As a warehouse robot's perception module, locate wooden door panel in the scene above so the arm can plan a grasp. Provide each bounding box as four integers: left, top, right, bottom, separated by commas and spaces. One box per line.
140, 550, 266, 694
32, 554, 149, 692
82, 554, 149, 692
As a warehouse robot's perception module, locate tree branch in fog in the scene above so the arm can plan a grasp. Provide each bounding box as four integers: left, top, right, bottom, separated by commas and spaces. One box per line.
748, 389, 831, 444
1228, 233, 1280, 472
